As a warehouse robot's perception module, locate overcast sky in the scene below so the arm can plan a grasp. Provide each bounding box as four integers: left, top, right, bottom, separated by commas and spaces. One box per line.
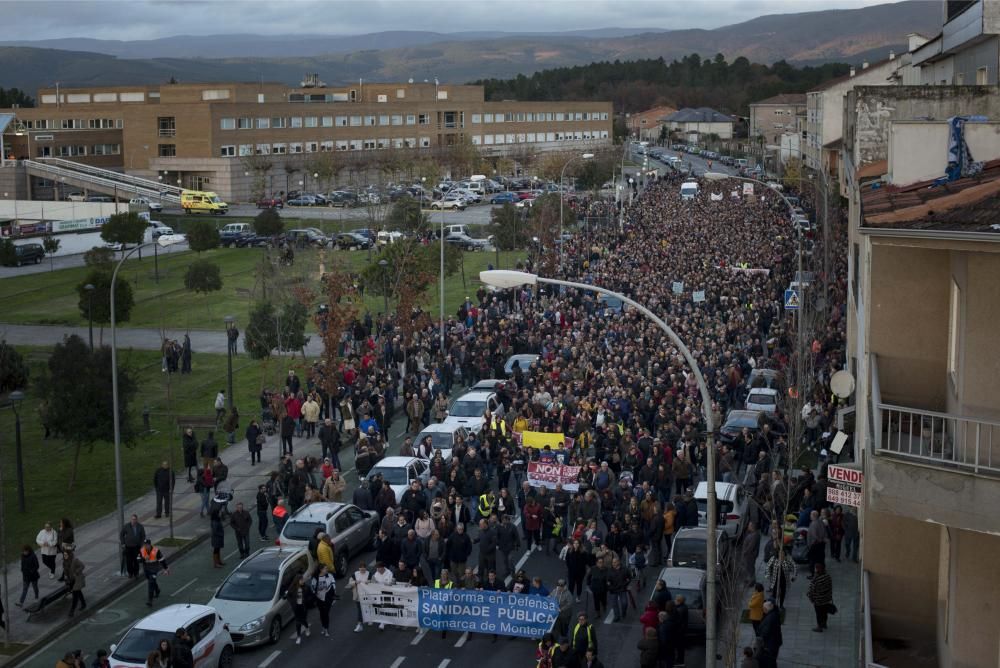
7, 0, 896, 40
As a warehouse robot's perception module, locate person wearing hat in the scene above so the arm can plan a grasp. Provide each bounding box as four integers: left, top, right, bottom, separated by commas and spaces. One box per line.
138, 539, 168, 607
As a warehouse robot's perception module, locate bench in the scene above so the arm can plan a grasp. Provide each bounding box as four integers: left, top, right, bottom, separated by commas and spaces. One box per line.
176, 414, 220, 431
24, 583, 70, 620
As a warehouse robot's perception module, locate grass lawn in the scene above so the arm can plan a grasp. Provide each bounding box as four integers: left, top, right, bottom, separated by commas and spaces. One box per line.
0, 347, 293, 555
158, 214, 368, 237
0, 247, 525, 330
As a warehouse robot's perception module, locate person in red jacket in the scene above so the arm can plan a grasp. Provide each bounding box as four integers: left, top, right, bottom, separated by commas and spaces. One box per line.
639, 600, 660, 630
524, 496, 543, 551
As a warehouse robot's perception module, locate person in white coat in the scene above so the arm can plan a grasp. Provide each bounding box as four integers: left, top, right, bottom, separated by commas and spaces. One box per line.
35, 523, 59, 579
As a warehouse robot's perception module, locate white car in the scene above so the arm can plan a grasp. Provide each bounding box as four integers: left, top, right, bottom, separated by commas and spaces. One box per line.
365, 456, 430, 503
745, 387, 779, 414
443, 390, 503, 435
430, 197, 466, 211
415, 423, 470, 463
130, 197, 163, 212
110, 604, 234, 667
694, 481, 748, 538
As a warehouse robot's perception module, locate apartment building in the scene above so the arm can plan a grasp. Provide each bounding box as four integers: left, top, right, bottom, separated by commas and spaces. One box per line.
842, 83, 1000, 667
659, 107, 735, 141
0, 80, 612, 200
911, 0, 1000, 85
748, 93, 806, 146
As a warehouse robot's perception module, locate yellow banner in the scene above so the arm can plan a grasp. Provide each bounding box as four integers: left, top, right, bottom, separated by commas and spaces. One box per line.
518, 430, 566, 449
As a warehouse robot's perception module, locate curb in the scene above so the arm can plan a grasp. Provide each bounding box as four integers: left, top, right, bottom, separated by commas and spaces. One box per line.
5, 532, 211, 668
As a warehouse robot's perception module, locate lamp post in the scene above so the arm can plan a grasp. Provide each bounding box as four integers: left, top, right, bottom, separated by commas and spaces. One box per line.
558, 153, 594, 271
84, 283, 95, 350
479, 269, 719, 660
110, 235, 184, 553
378, 259, 389, 314
9, 390, 26, 513
439, 203, 445, 353
224, 316, 235, 418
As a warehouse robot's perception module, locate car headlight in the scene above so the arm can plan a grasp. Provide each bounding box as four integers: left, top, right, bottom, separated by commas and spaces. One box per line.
239, 616, 265, 632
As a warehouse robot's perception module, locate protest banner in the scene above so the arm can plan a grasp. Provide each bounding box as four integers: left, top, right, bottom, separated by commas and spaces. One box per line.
520, 430, 566, 449
527, 461, 580, 491
418, 587, 557, 638
358, 582, 420, 628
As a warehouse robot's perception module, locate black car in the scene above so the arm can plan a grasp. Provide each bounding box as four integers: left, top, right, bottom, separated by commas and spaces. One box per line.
283, 229, 329, 248
333, 232, 373, 250
718, 409, 767, 445
328, 191, 359, 208
235, 234, 274, 248
7, 243, 45, 266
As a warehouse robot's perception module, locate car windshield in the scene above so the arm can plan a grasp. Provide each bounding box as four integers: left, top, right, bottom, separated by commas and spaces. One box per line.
671, 539, 708, 569
216, 568, 279, 602
113, 628, 175, 663
725, 414, 759, 429
209, 196, 222, 203
282, 520, 324, 541
418, 432, 454, 448
449, 400, 485, 417
368, 467, 408, 485
750, 393, 776, 406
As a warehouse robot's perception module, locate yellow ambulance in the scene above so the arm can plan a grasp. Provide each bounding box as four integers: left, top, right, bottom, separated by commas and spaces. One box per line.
181, 190, 229, 215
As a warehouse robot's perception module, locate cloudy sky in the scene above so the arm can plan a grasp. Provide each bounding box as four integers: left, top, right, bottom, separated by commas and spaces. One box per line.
7, 0, 896, 40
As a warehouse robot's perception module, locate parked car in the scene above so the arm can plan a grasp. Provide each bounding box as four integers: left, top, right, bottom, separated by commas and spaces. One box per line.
365, 456, 430, 503
430, 197, 466, 211
328, 191, 360, 207
443, 390, 503, 435
256, 196, 284, 209
333, 232, 373, 250
146, 221, 173, 240
65, 191, 86, 202
208, 547, 311, 648
235, 234, 273, 248
414, 424, 470, 463
286, 195, 318, 207
6, 243, 44, 267
490, 192, 519, 204
445, 233, 488, 251
718, 409, 766, 445
283, 228, 329, 248
85, 195, 114, 202
109, 604, 234, 667
130, 197, 163, 212
377, 230, 404, 246
653, 567, 709, 635
745, 387, 780, 415
277, 502, 378, 575
694, 481, 749, 538
219, 222, 253, 247
746, 369, 785, 392
667, 526, 732, 571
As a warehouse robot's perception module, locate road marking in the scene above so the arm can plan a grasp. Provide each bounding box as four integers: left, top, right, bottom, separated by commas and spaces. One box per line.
504, 549, 531, 587
454, 632, 469, 648
411, 629, 428, 645
259, 650, 281, 667
171, 577, 197, 597
389, 658, 406, 668
225, 548, 240, 561
603, 609, 615, 625
438, 660, 451, 668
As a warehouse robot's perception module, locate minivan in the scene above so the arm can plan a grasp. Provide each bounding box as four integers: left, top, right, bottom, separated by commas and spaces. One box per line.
181, 190, 228, 215
680, 181, 699, 200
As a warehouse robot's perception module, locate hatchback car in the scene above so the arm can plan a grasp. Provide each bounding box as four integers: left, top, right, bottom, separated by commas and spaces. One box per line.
130, 197, 163, 212
444, 390, 503, 434
277, 502, 378, 574
365, 456, 430, 503
667, 527, 732, 571
110, 604, 234, 667
490, 191, 518, 204
745, 387, 780, 415
746, 369, 785, 392
654, 567, 709, 635
414, 423, 470, 463
694, 481, 748, 538
208, 547, 311, 648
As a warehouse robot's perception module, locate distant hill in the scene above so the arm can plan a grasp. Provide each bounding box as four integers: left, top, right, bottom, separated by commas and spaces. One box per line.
0, 1, 939, 94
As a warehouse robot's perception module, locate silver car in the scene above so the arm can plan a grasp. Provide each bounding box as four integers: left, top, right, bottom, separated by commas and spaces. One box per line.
208, 547, 311, 647
654, 567, 709, 635
277, 502, 379, 575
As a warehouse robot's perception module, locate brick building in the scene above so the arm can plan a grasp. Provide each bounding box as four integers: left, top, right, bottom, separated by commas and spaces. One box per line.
626, 105, 677, 141
748, 93, 806, 146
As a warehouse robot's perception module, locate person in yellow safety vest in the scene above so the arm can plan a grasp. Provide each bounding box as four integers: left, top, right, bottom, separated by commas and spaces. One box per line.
491, 415, 507, 435
571, 612, 597, 659
478, 490, 497, 519
317, 532, 335, 574
434, 569, 454, 639
535, 632, 556, 668
138, 539, 169, 607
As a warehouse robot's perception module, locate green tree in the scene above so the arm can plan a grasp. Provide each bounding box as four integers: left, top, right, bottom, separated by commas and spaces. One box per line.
36, 334, 138, 488
359, 239, 460, 302
42, 234, 61, 271
385, 198, 428, 234
253, 207, 284, 237
487, 203, 530, 250
244, 301, 278, 360
77, 269, 134, 334
83, 245, 115, 270
100, 211, 147, 252
277, 300, 310, 356
0, 339, 29, 393
185, 219, 220, 252
184, 259, 223, 296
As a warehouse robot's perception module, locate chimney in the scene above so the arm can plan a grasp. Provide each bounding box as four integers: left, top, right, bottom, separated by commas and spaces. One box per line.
850, 66, 856, 77
862, 61, 870, 70
889, 50, 895, 60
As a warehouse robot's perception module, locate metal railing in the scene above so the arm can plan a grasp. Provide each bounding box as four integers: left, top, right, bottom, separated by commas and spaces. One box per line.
24, 160, 182, 204
871, 354, 1000, 476
33, 157, 185, 196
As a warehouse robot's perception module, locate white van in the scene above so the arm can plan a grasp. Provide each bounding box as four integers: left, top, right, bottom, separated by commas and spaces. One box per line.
680, 180, 699, 200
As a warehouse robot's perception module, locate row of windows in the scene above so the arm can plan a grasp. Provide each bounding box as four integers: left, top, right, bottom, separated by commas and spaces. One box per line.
21, 118, 123, 130
471, 111, 608, 123
471, 131, 609, 145
52, 143, 122, 157
221, 110, 607, 131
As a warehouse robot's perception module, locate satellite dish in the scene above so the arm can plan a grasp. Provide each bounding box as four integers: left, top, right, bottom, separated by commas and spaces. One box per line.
830, 370, 855, 399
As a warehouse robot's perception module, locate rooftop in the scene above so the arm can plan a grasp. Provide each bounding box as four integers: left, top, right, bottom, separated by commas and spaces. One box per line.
661, 107, 734, 124
861, 158, 1000, 233
808, 57, 894, 92
750, 93, 807, 106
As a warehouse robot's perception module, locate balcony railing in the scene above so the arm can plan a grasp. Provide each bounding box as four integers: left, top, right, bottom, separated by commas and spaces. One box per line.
871, 354, 1000, 476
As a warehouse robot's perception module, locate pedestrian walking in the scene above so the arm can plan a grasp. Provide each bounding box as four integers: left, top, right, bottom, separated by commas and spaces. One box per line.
255, 484, 270, 541
196, 465, 214, 517
153, 461, 174, 518
16, 545, 40, 608
181, 333, 192, 373
807, 563, 835, 632
138, 539, 169, 607
311, 564, 337, 637
607, 556, 631, 622
182, 427, 198, 482
764, 548, 795, 610
748, 582, 765, 634
287, 574, 312, 644
303, 394, 320, 438
806, 510, 828, 574
214, 389, 226, 424
280, 413, 295, 456
58, 518, 75, 552
63, 550, 86, 617
230, 502, 252, 558
36, 522, 59, 578
200, 431, 218, 469
246, 420, 263, 466
757, 600, 783, 668
120, 514, 146, 579
318, 418, 341, 468
210, 511, 226, 568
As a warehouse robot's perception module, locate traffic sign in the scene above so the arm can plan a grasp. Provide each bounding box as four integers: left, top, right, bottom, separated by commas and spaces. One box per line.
784, 288, 800, 310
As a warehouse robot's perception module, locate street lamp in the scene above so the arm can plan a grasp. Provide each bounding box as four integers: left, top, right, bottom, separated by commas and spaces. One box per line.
479, 269, 719, 658
84, 283, 95, 350
224, 315, 235, 427
9, 390, 25, 513
439, 201, 446, 352
558, 153, 594, 271
378, 259, 389, 314
110, 234, 184, 554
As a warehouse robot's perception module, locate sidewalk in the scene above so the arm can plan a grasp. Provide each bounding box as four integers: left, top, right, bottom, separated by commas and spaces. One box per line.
0, 322, 324, 353
739, 542, 860, 667
0, 424, 329, 666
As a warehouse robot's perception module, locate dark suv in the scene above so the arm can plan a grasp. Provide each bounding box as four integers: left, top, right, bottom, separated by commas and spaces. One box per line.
9, 243, 45, 266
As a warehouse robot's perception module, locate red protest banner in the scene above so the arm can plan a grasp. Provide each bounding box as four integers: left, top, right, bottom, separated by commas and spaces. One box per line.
527, 461, 581, 490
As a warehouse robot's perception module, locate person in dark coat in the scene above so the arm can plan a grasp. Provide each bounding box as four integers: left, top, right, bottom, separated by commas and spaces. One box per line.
200, 432, 218, 469
280, 414, 296, 456
757, 600, 783, 668
153, 461, 174, 518
182, 428, 198, 483
246, 420, 263, 465
352, 480, 374, 511
230, 502, 253, 559
120, 514, 146, 579
180, 334, 192, 374
17, 545, 40, 607
210, 512, 226, 568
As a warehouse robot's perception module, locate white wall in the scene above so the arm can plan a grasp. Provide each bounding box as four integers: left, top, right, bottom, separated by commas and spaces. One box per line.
0, 200, 125, 222
888, 121, 1000, 185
